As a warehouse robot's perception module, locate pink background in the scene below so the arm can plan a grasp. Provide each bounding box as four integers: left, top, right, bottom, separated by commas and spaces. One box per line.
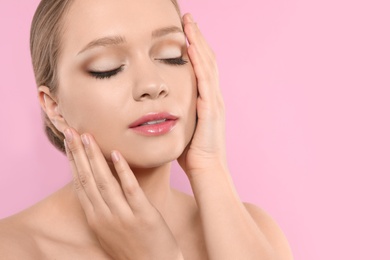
1, 0, 389, 259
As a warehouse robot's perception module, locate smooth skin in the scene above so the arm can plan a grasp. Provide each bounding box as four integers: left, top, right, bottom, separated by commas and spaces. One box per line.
64, 134, 183, 260
0, 1, 293, 259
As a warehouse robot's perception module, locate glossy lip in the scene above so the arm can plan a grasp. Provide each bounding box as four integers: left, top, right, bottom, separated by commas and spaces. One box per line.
129, 112, 178, 136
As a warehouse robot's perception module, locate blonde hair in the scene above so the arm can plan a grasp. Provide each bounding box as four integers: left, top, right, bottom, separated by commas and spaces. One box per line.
30, 0, 182, 154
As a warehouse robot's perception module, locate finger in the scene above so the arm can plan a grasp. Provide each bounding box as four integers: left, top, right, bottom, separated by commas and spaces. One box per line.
187, 44, 213, 84
182, 14, 220, 100
64, 128, 109, 213
182, 13, 215, 74
64, 140, 94, 215
111, 150, 152, 214
81, 133, 132, 215
187, 41, 221, 106
183, 13, 215, 61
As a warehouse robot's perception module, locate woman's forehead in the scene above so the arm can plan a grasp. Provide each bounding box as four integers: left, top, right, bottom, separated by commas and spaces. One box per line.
62, 0, 181, 53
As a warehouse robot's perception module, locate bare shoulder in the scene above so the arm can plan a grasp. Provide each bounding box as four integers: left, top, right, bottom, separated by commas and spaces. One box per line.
0, 216, 42, 259
243, 202, 294, 260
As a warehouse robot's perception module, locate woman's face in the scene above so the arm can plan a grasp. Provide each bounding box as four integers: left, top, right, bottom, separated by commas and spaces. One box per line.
55, 0, 197, 168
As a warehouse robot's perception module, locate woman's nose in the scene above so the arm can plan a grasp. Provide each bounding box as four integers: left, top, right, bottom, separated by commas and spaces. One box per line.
132, 61, 169, 101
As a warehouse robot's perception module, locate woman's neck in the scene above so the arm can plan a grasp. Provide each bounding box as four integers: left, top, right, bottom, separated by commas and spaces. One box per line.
130, 163, 173, 215
58, 162, 174, 243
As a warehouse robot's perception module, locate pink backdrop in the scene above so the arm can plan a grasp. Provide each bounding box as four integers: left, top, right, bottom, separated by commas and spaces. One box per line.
1, 0, 389, 259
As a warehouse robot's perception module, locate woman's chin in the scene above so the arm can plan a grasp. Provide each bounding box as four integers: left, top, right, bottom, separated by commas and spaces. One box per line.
97, 124, 195, 171
119, 144, 185, 170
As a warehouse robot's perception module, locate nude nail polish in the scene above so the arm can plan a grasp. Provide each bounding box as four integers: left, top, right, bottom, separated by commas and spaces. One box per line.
81, 134, 90, 146
111, 151, 120, 163
64, 128, 73, 143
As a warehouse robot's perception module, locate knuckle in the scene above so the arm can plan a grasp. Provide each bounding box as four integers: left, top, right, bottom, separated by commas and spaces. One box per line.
67, 152, 75, 162
84, 147, 95, 160
78, 171, 90, 186
73, 177, 82, 191
115, 165, 127, 177
96, 181, 108, 192
66, 141, 79, 153
131, 191, 145, 208
123, 181, 139, 196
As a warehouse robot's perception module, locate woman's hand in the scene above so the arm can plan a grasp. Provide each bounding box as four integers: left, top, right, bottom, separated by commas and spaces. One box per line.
177, 13, 228, 177
176, 14, 281, 260
63, 128, 183, 260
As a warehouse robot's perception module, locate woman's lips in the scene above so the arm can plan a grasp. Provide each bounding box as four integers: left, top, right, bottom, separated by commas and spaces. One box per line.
129, 112, 178, 136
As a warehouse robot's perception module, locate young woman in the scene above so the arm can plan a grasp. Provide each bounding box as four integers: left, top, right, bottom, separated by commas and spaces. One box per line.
0, 0, 293, 259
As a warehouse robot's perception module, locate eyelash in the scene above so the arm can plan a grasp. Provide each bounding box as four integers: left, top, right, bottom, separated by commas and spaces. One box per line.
89, 66, 124, 80
89, 57, 188, 80
161, 57, 188, 66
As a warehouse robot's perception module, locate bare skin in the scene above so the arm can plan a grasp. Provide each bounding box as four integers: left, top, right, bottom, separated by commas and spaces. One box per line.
0, 0, 293, 259
0, 183, 289, 259
0, 184, 207, 259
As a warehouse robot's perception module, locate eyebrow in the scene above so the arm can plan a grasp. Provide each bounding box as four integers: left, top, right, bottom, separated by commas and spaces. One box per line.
77, 26, 184, 55
151, 26, 183, 38
77, 36, 126, 55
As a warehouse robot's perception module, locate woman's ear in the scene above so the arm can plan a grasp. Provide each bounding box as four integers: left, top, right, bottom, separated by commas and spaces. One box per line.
38, 86, 68, 133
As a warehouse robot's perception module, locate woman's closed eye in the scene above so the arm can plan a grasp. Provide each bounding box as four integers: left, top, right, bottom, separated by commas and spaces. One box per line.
89, 65, 125, 80
158, 56, 188, 66
89, 57, 188, 80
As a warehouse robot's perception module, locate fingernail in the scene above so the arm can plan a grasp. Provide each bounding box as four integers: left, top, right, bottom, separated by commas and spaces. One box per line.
81, 134, 90, 147
64, 128, 73, 143
111, 151, 120, 163
188, 13, 194, 22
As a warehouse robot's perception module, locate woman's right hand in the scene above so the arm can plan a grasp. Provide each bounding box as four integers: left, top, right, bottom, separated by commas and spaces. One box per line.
63, 127, 183, 260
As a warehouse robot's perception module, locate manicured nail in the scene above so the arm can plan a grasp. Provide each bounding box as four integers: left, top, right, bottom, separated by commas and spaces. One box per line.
111, 151, 120, 163
81, 134, 90, 146
188, 13, 194, 22
64, 128, 73, 143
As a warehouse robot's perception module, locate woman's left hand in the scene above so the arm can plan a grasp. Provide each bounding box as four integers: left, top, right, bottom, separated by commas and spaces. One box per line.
176, 14, 289, 260
177, 13, 228, 177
